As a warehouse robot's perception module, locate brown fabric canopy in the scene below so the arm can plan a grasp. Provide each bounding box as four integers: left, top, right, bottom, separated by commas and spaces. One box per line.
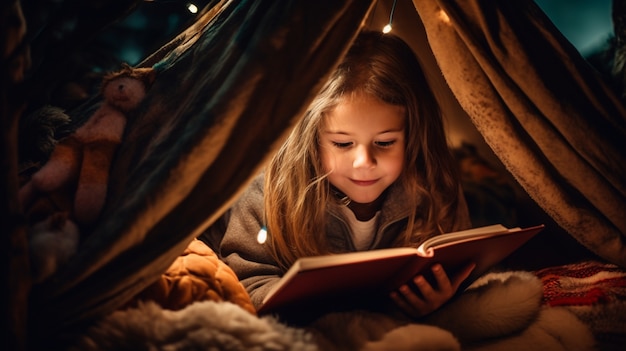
412, 0, 626, 266
2, 0, 625, 346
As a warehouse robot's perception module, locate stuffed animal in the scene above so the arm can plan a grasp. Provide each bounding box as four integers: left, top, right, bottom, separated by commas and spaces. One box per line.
19, 64, 157, 226
126, 239, 257, 314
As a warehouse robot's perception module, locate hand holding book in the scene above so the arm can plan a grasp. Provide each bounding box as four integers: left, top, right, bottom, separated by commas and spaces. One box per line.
390, 261, 476, 318
257, 224, 545, 316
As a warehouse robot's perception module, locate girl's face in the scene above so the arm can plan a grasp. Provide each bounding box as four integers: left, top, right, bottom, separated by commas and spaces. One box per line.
320, 93, 406, 205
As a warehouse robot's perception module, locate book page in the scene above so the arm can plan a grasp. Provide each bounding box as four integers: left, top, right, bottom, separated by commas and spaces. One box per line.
419, 224, 513, 251
295, 247, 418, 271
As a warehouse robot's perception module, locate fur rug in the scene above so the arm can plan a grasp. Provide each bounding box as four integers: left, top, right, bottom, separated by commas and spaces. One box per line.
72, 301, 318, 351
73, 271, 596, 351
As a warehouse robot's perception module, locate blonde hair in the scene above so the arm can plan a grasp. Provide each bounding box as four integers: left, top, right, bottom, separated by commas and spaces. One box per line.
265, 31, 461, 269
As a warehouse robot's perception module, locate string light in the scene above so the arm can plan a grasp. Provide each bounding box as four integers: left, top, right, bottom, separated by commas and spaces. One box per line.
144, 0, 200, 14
382, 0, 398, 33
257, 226, 268, 244
187, 3, 198, 13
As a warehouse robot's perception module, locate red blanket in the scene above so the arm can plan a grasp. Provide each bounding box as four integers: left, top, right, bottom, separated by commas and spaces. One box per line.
535, 260, 626, 349
536, 260, 626, 307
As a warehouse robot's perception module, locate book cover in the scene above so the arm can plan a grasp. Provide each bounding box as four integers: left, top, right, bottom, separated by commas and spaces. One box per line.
257, 224, 545, 315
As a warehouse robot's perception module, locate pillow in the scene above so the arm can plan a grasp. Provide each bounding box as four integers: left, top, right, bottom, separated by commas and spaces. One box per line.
127, 239, 255, 314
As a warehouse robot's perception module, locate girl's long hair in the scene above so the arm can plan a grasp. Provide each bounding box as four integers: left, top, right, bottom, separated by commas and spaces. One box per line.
265, 31, 462, 270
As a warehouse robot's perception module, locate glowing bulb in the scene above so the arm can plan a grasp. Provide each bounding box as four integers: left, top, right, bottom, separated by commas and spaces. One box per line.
438, 9, 450, 24
257, 227, 268, 244
383, 0, 397, 33
187, 3, 198, 13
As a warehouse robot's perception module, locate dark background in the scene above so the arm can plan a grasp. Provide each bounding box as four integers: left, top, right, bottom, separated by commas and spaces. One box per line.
19, 0, 617, 113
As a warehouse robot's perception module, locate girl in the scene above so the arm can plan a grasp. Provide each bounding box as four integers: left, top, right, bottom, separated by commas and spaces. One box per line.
212, 30, 474, 321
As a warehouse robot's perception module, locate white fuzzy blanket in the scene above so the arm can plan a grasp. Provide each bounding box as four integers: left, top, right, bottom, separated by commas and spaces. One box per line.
73, 271, 596, 351
311, 271, 596, 351
72, 300, 318, 351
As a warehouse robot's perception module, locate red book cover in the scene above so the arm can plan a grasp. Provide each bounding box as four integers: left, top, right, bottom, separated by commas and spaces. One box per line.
257, 224, 545, 315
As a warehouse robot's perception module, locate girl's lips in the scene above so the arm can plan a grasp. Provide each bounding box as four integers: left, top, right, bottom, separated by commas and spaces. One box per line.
350, 179, 378, 186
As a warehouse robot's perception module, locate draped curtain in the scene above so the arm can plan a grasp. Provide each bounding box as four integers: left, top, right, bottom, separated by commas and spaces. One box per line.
2, 0, 624, 346
413, 0, 626, 266
26, 0, 376, 339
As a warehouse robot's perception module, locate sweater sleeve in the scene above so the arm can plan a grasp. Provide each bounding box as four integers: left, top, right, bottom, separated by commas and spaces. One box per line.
218, 173, 283, 308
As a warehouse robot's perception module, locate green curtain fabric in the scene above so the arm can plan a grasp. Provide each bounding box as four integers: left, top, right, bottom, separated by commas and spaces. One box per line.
28, 0, 375, 337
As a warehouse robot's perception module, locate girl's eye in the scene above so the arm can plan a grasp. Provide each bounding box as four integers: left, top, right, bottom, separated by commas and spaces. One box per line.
332, 141, 352, 149
375, 140, 396, 148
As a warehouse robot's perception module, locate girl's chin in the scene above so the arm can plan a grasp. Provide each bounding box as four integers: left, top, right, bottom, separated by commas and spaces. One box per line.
349, 197, 379, 205
345, 192, 384, 205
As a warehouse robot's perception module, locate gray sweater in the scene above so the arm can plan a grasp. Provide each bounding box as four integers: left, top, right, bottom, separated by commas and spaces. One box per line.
211, 173, 471, 309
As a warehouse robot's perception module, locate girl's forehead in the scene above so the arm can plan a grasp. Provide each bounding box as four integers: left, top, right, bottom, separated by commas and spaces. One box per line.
335, 91, 404, 112
322, 94, 405, 133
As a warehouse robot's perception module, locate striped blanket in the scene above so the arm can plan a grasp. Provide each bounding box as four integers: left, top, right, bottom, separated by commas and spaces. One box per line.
535, 260, 626, 350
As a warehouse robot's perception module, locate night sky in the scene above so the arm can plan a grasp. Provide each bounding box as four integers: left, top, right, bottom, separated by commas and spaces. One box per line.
111, 1, 615, 65
535, 0, 613, 56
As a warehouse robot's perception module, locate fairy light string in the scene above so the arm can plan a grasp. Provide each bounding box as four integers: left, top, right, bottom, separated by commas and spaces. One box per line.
382, 0, 398, 33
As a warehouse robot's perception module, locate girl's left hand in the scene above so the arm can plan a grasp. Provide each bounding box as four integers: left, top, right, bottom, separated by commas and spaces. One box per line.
389, 263, 476, 318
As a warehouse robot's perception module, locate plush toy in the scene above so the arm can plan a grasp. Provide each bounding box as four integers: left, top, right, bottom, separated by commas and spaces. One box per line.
126, 239, 256, 315
19, 64, 157, 226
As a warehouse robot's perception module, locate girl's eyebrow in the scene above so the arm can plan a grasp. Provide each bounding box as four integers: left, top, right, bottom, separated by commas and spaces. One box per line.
377, 128, 405, 134
323, 128, 404, 135
322, 130, 349, 135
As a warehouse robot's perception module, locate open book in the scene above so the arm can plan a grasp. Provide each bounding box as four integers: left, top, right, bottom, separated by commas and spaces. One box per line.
257, 224, 544, 315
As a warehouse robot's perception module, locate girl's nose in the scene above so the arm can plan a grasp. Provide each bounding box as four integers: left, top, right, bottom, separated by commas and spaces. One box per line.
353, 145, 375, 169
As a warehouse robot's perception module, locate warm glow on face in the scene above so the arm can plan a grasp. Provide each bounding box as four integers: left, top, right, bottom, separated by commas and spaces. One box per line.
320, 94, 406, 205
